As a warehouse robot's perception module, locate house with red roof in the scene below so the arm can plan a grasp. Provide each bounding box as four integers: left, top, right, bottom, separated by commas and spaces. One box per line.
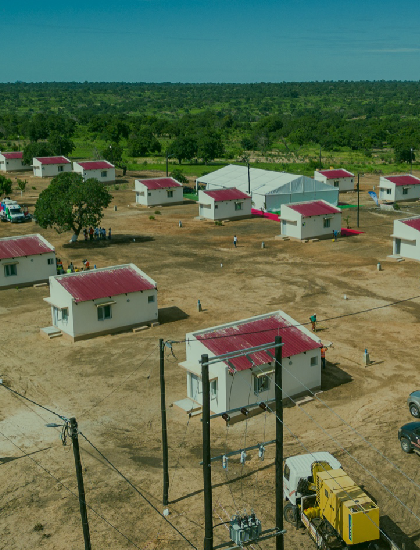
391, 217, 420, 260
314, 169, 355, 192
0, 234, 56, 289
378, 174, 420, 203
73, 160, 115, 184
198, 188, 252, 220
178, 310, 322, 415
43, 264, 158, 341
0, 152, 31, 172
135, 177, 183, 206
33, 156, 71, 178
280, 200, 341, 240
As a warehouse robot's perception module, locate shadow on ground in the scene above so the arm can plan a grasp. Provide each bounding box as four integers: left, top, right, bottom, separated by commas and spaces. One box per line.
62, 235, 154, 249
159, 306, 189, 324
321, 361, 353, 392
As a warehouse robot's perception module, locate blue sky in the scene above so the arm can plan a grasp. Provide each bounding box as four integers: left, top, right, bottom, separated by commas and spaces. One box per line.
2, 0, 420, 82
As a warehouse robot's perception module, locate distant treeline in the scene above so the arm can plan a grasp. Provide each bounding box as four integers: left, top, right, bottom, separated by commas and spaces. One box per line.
1, 81, 420, 164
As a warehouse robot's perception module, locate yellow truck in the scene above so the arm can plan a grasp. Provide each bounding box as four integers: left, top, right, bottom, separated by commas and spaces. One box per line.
283, 452, 400, 549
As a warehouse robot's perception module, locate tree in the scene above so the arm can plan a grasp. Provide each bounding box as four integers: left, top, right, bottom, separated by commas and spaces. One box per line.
16, 178, 27, 194
102, 143, 123, 165
395, 145, 415, 164
169, 136, 197, 164
170, 169, 188, 184
0, 175, 12, 197
34, 172, 112, 239
48, 131, 75, 157
197, 133, 224, 164
23, 142, 55, 166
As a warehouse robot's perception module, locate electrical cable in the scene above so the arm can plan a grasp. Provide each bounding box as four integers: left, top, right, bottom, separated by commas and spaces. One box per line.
79, 431, 198, 550
0, 429, 143, 550
165, 291, 420, 346
0, 382, 68, 421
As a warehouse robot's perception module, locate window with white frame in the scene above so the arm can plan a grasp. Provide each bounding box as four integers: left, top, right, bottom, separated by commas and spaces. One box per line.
47, 258, 54, 265
254, 375, 270, 394
234, 202, 243, 211
386, 189, 391, 195
167, 190, 173, 198
58, 166, 64, 172
210, 379, 217, 398
97, 304, 112, 321
101, 171, 107, 177
403, 188, 408, 195
148, 295, 155, 303
4, 264, 17, 277
148, 192, 151, 196
62, 308, 69, 322
334, 180, 339, 187
323, 218, 331, 228
311, 356, 318, 367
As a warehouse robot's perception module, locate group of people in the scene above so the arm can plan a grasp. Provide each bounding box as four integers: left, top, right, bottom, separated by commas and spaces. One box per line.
56, 258, 93, 275
309, 313, 330, 370
83, 227, 111, 241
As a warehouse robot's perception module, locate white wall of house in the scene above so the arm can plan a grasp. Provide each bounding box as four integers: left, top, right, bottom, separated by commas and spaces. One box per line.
33, 159, 72, 177
392, 219, 420, 260
73, 164, 116, 183
135, 181, 183, 206
46, 277, 158, 339
314, 172, 354, 192
0, 251, 56, 288
0, 155, 31, 172
179, 317, 321, 415
198, 191, 252, 220
379, 178, 420, 202
280, 205, 341, 240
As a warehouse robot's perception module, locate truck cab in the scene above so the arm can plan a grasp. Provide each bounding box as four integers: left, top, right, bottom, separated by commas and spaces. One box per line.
283, 452, 341, 506
1, 199, 25, 222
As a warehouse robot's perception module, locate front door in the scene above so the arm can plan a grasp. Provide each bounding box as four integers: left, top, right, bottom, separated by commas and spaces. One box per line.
53, 306, 59, 326
282, 220, 287, 236
395, 238, 401, 255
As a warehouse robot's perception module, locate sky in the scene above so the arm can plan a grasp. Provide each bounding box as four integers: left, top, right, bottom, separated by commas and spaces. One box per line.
2, 0, 420, 83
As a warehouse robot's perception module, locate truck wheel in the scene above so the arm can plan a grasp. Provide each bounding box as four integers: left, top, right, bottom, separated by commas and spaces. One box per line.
410, 404, 420, 418
400, 438, 413, 453
283, 502, 297, 523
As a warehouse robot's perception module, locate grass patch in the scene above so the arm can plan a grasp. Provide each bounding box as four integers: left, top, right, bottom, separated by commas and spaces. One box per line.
183, 193, 198, 201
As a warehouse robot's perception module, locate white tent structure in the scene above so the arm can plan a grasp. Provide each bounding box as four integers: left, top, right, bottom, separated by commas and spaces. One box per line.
196, 164, 339, 212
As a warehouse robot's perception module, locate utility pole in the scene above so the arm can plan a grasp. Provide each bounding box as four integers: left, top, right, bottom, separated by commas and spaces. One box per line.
160, 339, 169, 506
166, 151, 169, 177
319, 146, 322, 169
411, 148, 414, 175
69, 417, 92, 550
357, 173, 360, 228
247, 162, 251, 195
202, 354, 213, 550
274, 336, 284, 550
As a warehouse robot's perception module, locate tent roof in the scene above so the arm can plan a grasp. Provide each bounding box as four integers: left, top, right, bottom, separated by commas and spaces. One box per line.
197, 164, 336, 196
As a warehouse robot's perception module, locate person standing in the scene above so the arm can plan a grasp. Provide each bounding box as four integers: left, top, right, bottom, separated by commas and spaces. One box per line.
89, 227, 94, 241
233, 235, 238, 248
321, 345, 327, 369
309, 313, 317, 332
83, 228, 88, 241
108, 227, 112, 240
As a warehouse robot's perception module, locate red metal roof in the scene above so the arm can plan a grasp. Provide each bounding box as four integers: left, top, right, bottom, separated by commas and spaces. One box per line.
35, 156, 70, 165
137, 177, 181, 190
286, 200, 341, 217
204, 188, 251, 202
1, 152, 23, 160
77, 161, 114, 170
402, 217, 420, 231
384, 175, 420, 187
197, 313, 320, 372
56, 266, 155, 303
0, 235, 54, 260
318, 169, 353, 179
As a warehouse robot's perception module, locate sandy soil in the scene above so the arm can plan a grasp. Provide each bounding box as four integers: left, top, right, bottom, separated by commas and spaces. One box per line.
2, 170, 420, 550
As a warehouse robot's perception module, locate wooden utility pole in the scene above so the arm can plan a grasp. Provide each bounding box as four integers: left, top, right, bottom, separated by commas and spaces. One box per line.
69, 417, 92, 550
357, 173, 360, 228
274, 336, 284, 550
247, 162, 251, 195
160, 339, 170, 506
202, 354, 213, 550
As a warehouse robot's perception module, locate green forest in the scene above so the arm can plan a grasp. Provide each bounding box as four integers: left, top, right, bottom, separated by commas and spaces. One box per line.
1, 81, 419, 177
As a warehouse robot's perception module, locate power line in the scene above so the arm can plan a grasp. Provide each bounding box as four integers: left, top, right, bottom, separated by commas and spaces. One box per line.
0, 429, 142, 549
166, 292, 420, 345
79, 431, 198, 550
1, 383, 68, 421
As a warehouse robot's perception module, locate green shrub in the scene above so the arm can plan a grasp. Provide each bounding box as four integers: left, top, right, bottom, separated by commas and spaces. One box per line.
154, 210, 161, 215
32, 186, 36, 190
149, 215, 155, 220
394, 203, 401, 210
33, 524, 44, 532
114, 184, 119, 191
214, 220, 223, 226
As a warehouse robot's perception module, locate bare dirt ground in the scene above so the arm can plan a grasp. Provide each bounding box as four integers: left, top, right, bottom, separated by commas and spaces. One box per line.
2, 170, 420, 550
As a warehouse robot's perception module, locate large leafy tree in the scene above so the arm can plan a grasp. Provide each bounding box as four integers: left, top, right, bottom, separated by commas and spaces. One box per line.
102, 143, 123, 164
0, 175, 13, 197
48, 131, 75, 157
197, 132, 224, 164
23, 142, 55, 165
169, 135, 197, 164
34, 172, 112, 239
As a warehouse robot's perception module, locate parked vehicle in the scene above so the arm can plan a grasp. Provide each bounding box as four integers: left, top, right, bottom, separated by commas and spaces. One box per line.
398, 421, 420, 453
407, 391, 420, 418
0, 199, 26, 223
283, 452, 399, 549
